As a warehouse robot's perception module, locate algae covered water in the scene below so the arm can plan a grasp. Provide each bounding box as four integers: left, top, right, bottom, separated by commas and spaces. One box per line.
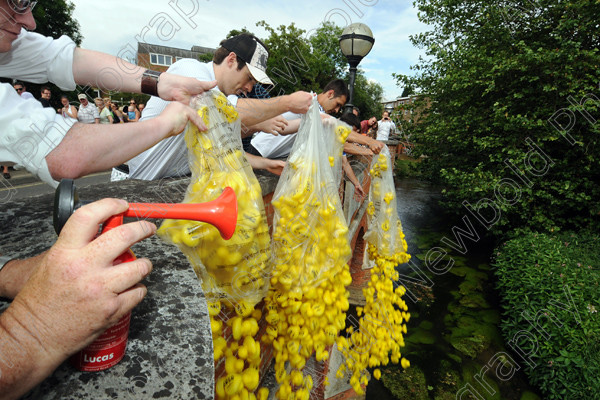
365, 178, 541, 400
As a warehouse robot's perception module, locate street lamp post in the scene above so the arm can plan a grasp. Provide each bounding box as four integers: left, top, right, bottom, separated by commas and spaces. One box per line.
339, 23, 375, 115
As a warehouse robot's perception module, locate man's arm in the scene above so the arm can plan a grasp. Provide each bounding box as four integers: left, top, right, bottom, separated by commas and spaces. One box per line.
342, 156, 366, 202
343, 142, 374, 157
242, 115, 289, 138
0, 199, 155, 400
0, 254, 44, 299
245, 153, 286, 176
45, 102, 205, 180
71, 49, 216, 104
347, 131, 385, 154
236, 91, 312, 127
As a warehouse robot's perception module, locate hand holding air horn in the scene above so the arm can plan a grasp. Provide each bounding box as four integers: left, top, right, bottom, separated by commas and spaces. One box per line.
52, 179, 237, 372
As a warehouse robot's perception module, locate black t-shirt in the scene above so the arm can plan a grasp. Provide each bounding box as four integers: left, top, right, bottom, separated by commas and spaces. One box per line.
40, 98, 52, 108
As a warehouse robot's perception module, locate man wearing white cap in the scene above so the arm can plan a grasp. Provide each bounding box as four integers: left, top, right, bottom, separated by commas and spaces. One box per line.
127, 34, 313, 180
76, 93, 99, 124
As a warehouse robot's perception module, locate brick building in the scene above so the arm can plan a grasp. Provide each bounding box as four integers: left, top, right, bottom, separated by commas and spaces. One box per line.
136, 42, 216, 72
381, 95, 430, 124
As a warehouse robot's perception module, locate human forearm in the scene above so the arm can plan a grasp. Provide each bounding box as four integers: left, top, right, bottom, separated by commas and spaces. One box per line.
72, 48, 146, 94
46, 102, 203, 180
46, 119, 163, 179
72, 49, 216, 103
0, 305, 62, 400
347, 131, 370, 146
343, 142, 373, 157
237, 97, 290, 127
348, 131, 384, 154
342, 158, 359, 187
0, 254, 44, 299
236, 91, 312, 127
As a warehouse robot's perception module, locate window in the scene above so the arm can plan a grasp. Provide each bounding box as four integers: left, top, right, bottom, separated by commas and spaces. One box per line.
150, 53, 173, 66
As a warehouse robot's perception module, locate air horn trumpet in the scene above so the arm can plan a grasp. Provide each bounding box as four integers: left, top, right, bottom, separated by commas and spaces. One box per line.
53, 179, 238, 372
53, 179, 237, 239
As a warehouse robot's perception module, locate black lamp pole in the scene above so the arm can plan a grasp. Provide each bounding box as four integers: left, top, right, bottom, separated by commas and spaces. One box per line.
339, 29, 375, 116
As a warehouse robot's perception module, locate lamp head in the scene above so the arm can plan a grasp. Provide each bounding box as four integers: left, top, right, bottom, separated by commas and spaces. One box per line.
339, 23, 375, 66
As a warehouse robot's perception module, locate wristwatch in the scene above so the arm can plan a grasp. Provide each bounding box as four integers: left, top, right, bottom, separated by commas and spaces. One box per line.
141, 69, 162, 97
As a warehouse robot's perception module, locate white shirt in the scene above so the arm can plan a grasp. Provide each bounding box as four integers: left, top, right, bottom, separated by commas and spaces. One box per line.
77, 103, 100, 124
250, 111, 300, 159
376, 119, 396, 141
250, 100, 322, 159
0, 30, 77, 187
127, 60, 238, 180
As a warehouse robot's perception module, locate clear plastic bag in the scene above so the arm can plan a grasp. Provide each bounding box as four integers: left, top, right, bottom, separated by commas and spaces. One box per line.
337, 146, 411, 394
263, 97, 353, 398
157, 90, 271, 310
363, 146, 409, 259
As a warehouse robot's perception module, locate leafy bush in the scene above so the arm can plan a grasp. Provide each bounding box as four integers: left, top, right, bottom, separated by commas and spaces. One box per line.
493, 231, 600, 399
394, 158, 421, 178
395, 0, 600, 235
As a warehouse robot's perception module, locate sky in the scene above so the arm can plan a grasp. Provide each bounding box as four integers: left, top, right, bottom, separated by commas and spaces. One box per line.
72, 0, 429, 101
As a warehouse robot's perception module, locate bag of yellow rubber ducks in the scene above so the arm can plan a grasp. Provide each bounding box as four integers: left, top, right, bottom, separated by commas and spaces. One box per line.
263, 96, 353, 399
157, 90, 271, 311
322, 116, 351, 186
336, 145, 411, 395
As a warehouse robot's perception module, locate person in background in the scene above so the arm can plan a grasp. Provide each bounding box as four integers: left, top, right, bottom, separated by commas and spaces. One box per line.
39, 86, 52, 108
59, 95, 77, 120
360, 116, 377, 135
98, 97, 113, 124
376, 110, 396, 141
127, 99, 140, 122
13, 81, 34, 99
111, 102, 124, 123
76, 94, 100, 124
137, 102, 145, 114
352, 106, 359, 117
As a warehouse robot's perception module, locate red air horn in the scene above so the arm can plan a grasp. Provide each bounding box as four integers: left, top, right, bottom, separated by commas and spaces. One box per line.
53, 179, 238, 372
53, 179, 237, 239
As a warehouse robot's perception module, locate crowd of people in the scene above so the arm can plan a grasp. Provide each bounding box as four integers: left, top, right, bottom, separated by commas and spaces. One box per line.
2, 83, 148, 179
0, 1, 400, 397
11, 81, 147, 125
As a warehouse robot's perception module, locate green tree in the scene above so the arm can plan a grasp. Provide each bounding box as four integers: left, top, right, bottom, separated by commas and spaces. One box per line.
349, 71, 384, 119
256, 20, 318, 95
33, 0, 82, 45
395, 0, 600, 235
254, 21, 382, 116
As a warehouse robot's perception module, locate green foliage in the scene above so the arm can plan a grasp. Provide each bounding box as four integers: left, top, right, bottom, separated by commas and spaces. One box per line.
494, 231, 600, 399
395, 0, 600, 235
33, 0, 82, 45
197, 52, 214, 63
381, 364, 428, 400
255, 21, 383, 117
349, 71, 384, 120
394, 158, 421, 178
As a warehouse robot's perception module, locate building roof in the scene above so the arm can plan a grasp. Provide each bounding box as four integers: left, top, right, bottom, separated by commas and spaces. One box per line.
137, 42, 215, 59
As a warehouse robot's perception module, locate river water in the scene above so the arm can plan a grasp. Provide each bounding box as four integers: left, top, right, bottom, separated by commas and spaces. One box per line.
364, 178, 541, 400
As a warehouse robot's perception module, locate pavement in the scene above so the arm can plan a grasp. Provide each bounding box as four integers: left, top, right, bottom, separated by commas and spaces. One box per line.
0, 166, 112, 201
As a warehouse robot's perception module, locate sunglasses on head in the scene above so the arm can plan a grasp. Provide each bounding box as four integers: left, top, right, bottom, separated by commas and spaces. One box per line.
8, 0, 37, 13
